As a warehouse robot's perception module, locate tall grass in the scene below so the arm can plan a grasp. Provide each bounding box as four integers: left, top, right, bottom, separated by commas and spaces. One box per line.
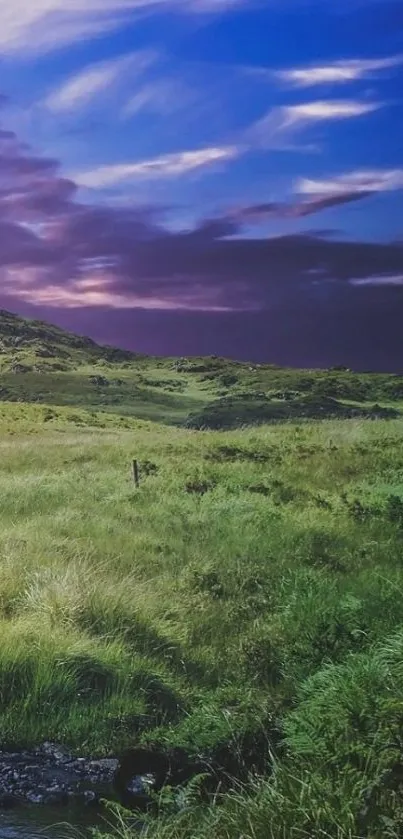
1, 404, 403, 835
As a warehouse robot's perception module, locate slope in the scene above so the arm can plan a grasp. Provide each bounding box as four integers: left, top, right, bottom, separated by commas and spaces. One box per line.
0, 309, 402, 427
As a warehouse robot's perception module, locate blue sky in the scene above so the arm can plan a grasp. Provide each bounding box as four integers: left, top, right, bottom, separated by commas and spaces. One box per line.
0, 0, 402, 368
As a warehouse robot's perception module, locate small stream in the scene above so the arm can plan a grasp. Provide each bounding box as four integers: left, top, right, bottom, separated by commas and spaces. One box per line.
0, 744, 122, 839
0, 802, 112, 838
0, 738, 261, 838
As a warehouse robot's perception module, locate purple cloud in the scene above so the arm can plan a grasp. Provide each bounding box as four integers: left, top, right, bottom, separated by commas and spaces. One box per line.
0, 114, 403, 370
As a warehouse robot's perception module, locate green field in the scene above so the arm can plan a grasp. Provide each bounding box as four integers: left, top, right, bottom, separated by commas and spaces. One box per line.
1, 310, 403, 838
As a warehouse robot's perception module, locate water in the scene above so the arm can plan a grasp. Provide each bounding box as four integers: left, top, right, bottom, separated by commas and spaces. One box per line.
0, 746, 123, 839
0, 804, 114, 839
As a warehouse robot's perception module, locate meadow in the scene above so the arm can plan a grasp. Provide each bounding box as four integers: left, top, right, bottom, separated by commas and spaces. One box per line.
1, 311, 403, 838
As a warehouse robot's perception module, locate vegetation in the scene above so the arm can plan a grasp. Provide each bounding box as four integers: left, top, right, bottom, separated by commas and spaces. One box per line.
185, 392, 397, 429
1, 310, 403, 838
1, 309, 403, 428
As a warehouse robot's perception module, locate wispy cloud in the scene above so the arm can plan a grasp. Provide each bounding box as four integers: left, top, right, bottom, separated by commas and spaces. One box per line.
298, 168, 403, 196
276, 54, 403, 87
121, 79, 192, 119
66, 98, 385, 188
285, 101, 381, 121
248, 99, 382, 148
44, 52, 154, 113
228, 189, 373, 224
0, 0, 247, 54
71, 145, 240, 187
350, 274, 403, 286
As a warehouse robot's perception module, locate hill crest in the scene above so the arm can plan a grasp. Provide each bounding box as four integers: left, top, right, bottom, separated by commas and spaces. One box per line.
0, 308, 402, 428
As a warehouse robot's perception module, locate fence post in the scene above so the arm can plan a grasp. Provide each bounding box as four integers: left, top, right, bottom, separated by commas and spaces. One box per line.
132, 459, 140, 488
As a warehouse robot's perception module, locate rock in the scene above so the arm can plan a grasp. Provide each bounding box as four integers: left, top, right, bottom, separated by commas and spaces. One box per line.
41, 742, 68, 760
0, 743, 119, 809
89, 375, 109, 387
113, 746, 215, 810
10, 363, 34, 374
88, 758, 119, 776
114, 748, 170, 809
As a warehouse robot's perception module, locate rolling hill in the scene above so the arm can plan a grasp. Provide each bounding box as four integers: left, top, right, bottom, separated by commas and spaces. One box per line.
0, 309, 402, 427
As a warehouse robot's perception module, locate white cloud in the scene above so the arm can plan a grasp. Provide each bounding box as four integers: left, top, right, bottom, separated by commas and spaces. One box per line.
350, 274, 403, 287
298, 169, 403, 196
248, 99, 381, 148
0, 0, 246, 54
284, 100, 380, 122
71, 145, 240, 187
277, 55, 403, 87
44, 52, 154, 112
122, 79, 191, 119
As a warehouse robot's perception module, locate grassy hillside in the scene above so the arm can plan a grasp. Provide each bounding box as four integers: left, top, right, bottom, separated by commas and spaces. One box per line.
1, 311, 403, 838
1, 309, 403, 427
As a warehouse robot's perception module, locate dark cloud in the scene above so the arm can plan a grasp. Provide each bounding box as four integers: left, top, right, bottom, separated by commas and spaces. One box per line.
232, 203, 285, 221
0, 128, 78, 223
292, 191, 374, 216
232, 190, 373, 223
0, 117, 402, 370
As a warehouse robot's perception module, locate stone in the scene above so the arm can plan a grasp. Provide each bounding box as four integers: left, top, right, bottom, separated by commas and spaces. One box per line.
0, 743, 118, 809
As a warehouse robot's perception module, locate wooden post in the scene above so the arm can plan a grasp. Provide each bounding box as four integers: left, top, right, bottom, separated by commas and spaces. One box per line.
132, 459, 140, 488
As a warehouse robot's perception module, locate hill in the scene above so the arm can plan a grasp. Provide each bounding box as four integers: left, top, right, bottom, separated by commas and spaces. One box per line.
0, 309, 402, 427
0, 308, 137, 366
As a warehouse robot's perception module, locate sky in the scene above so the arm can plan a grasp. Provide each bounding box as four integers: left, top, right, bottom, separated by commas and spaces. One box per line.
0, 0, 402, 370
